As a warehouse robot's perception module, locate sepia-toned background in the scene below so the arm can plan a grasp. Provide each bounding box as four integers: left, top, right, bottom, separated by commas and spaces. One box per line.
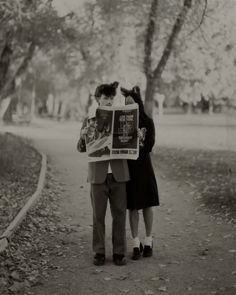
0, 1, 235, 294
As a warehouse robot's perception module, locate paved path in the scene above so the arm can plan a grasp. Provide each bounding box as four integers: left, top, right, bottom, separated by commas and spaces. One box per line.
1, 117, 236, 295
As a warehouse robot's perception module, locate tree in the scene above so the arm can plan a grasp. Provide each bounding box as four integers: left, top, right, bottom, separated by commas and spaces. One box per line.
66, 0, 128, 117
157, 0, 236, 110
0, 0, 77, 121
92, 0, 207, 117
143, 0, 197, 116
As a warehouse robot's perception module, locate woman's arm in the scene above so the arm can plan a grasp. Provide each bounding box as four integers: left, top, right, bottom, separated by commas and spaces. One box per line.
141, 118, 155, 153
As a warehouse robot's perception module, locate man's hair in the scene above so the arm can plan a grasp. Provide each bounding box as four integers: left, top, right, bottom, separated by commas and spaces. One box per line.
94, 81, 119, 98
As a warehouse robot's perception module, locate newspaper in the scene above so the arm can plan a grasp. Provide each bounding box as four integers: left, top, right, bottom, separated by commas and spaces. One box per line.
85, 104, 139, 162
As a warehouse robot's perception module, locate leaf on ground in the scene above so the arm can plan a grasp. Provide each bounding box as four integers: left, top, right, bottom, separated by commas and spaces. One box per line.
169, 260, 180, 265
223, 234, 233, 239
117, 275, 129, 280
0, 278, 7, 287
150, 277, 159, 281
27, 275, 38, 283
158, 286, 168, 292
200, 248, 209, 256
10, 271, 21, 282
167, 208, 172, 214
200, 256, 207, 260
94, 269, 103, 273
159, 264, 167, 268
144, 290, 154, 295
8, 282, 26, 293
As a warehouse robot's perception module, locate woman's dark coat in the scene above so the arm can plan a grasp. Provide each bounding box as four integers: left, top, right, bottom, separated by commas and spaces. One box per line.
126, 114, 159, 210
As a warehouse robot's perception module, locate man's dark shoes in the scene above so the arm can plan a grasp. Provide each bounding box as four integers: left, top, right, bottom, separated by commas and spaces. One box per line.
93, 253, 105, 266
113, 254, 127, 266
132, 243, 143, 260
143, 244, 153, 257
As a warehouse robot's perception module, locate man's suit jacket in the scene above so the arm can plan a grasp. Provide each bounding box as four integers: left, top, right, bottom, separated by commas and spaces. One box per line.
87, 160, 130, 184
77, 119, 130, 184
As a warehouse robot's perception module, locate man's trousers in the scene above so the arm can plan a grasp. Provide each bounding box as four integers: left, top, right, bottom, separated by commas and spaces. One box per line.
90, 174, 127, 255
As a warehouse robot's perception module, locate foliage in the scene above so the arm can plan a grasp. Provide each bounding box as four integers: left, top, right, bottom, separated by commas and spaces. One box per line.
1, 0, 235, 120
0, 0, 78, 101
93, 0, 236, 113
163, 0, 236, 104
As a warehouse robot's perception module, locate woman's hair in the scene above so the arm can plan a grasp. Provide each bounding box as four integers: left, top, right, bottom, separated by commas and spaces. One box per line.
121, 86, 145, 115
94, 81, 119, 98
121, 86, 150, 126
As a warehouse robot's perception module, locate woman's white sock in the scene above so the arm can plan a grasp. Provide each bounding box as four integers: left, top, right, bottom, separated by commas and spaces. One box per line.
145, 236, 153, 247
132, 237, 140, 248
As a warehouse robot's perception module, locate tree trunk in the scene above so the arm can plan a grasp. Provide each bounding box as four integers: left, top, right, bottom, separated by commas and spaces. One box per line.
0, 97, 11, 120
143, 0, 192, 118
0, 42, 35, 101
143, 0, 159, 79
57, 101, 62, 120
144, 77, 156, 117
143, 0, 159, 118
30, 87, 36, 121
0, 39, 13, 93
153, 0, 192, 81
2, 94, 18, 123
156, 93, 165, 116
1, 43, 36, 122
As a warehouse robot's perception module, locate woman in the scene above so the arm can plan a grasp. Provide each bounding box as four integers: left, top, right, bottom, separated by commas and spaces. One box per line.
121, 86, 159, 260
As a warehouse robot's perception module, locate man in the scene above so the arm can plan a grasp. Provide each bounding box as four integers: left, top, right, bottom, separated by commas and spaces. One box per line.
77, 81, 129, 266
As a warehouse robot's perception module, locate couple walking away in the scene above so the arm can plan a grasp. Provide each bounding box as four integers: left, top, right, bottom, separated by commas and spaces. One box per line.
77, 81, 159, 266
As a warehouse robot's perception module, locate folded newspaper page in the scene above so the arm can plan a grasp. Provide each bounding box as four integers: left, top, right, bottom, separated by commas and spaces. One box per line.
85, 104, 139, 162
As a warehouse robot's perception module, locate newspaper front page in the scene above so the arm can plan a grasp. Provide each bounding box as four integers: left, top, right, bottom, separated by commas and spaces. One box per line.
85, 104, 139, 162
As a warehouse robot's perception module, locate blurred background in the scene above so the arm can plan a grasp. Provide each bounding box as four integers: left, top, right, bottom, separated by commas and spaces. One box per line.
0, 0, 235, 124
0, 4, 236, 291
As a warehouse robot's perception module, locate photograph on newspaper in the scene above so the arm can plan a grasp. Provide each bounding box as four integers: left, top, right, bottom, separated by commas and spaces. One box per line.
85, 104, 139, 162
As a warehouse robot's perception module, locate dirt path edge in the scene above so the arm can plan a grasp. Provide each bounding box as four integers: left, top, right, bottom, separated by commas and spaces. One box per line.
0, 153, 47, 253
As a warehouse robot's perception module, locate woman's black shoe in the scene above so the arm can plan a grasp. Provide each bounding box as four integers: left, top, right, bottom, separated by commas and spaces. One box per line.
132, 243, 143, 260
143, 244, 153, 257
93, 253, 105, 266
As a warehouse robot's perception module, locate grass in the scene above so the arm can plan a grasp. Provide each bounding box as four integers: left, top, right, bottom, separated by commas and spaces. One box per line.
0, 133, 41, 235
153, 146, 236, 218
0, 133, 33, 176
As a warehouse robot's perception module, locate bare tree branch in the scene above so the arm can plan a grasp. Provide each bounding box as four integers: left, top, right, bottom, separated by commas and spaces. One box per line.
15, 42, 36, 77
153, 0, 192, 81
0, 42, 36, 100
0, 34, 13, 92
186, 0, 208, 37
